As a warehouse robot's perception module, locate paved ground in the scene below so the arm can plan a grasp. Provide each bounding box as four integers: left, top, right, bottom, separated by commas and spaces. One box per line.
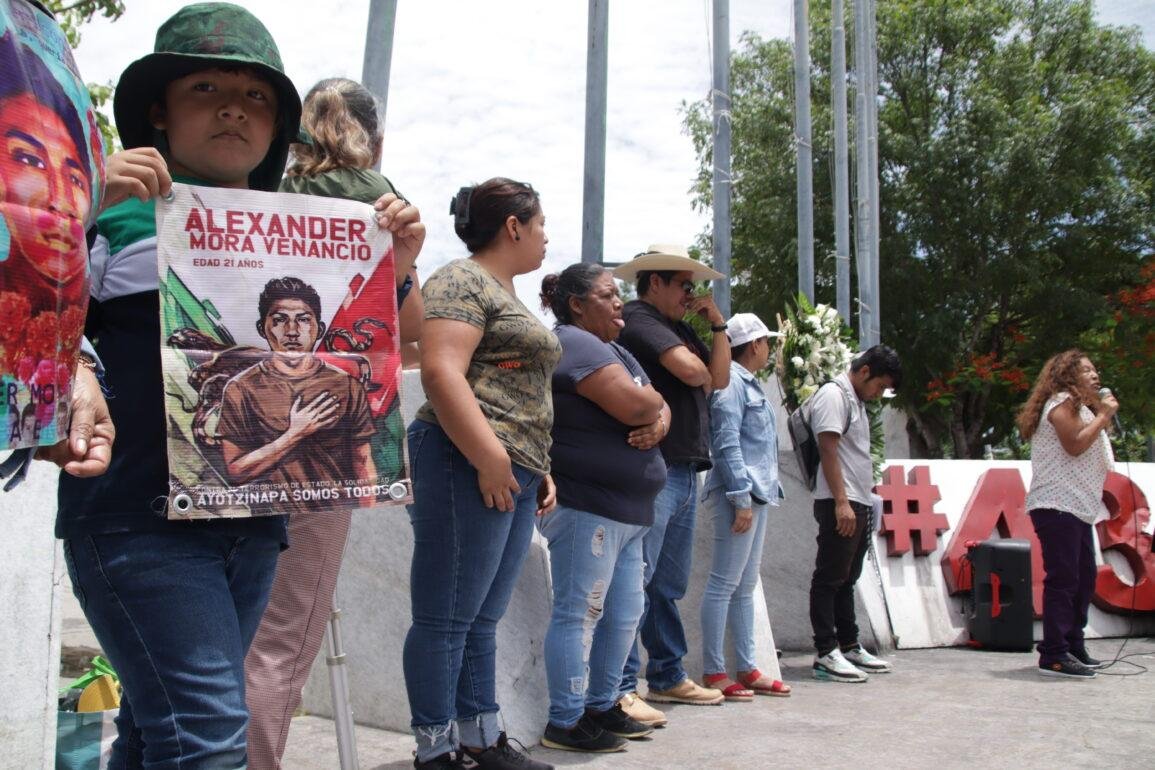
279, 641, 1155, 770
61, 589, 1155, 769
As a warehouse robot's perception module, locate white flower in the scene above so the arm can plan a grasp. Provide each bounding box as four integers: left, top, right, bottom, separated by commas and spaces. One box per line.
803, 374, 816, 387
799, 384, 818, 401
791, 356, 804, 368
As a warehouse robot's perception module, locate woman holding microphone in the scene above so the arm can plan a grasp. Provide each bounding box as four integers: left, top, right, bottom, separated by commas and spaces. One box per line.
1017, 349, 1117, 679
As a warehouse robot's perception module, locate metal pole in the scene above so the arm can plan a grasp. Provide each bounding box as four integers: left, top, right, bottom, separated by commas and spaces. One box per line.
866, 0, 881, 346
852, 0, 873, 347
794, 0, 814, 303
712, 0, 732, 317
326, 591, 358, 770
582, 0, 609, 264
361, 0, 398, 171
831, 0, 851, 324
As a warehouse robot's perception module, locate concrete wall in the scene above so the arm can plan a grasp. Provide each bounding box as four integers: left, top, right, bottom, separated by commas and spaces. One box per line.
301, 372, 846, 741
0, 461, 63, 770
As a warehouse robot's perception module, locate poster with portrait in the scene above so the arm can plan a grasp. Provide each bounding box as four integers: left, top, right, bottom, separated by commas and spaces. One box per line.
0, 0, 105, 450
156, 182, 411, 519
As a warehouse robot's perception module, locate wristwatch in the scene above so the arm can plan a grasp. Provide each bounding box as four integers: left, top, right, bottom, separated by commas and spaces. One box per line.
711, 323, 728, 333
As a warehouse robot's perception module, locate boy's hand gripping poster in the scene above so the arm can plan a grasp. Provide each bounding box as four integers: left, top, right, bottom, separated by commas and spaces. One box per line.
157, 182, 411, 519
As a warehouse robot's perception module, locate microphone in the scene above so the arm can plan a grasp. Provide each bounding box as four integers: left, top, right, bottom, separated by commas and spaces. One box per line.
1098, 387, 1123, 433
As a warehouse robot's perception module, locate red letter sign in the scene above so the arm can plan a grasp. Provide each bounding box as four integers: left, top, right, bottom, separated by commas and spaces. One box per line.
877, 465, 950, 556
1093, 471, 1155, 613
940, 468, 1044, 616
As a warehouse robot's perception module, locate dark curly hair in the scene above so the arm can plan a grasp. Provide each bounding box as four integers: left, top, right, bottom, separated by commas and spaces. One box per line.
1016, 349, 1100, 440
257, 276, 322, 321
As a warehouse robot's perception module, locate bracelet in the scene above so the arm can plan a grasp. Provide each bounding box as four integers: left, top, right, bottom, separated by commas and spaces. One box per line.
711, 323, 728, 333
76, 354, 98, 371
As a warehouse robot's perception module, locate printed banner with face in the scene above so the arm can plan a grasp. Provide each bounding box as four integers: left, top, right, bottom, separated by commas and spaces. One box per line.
156, 182, 410, 518
0, 0, 105, 450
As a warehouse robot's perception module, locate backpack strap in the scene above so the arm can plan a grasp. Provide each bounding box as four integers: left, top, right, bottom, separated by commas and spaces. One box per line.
805, 380, 853, 435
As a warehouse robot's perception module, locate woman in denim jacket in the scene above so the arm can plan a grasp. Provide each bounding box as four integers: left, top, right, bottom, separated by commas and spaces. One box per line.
699, 313, 791, 699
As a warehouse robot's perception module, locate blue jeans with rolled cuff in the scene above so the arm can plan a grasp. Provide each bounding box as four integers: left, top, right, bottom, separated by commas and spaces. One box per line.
63, 529, 281, 770
402, 420, 542, 762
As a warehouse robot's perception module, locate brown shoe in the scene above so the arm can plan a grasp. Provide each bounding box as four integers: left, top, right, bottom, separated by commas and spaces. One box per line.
617, 692, 668, 727
645, 678, 725, 706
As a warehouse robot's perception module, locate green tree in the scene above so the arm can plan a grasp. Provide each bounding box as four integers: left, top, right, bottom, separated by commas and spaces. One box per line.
685, 0, 1155, 458
47, 0, 126, 152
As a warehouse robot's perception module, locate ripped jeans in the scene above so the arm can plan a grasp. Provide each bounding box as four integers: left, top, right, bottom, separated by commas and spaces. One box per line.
539, 504, 647, 728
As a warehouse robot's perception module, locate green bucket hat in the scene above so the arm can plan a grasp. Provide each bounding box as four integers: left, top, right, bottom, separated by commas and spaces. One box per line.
112, 2, 302, 192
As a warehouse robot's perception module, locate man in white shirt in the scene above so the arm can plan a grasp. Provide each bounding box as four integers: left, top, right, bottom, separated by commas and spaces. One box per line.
808, 345, 902, 682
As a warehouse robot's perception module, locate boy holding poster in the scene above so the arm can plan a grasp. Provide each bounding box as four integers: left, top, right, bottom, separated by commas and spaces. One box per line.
55, 4, 421, 767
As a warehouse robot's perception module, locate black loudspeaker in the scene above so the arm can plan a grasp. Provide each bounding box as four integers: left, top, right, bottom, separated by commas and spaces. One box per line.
966, 539, 1033, 651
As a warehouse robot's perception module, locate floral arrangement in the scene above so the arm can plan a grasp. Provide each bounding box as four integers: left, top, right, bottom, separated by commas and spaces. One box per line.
776, 294, 856, 412
776, 294, 888, 481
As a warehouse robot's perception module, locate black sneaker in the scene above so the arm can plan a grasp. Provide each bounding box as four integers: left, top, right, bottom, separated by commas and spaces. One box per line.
540, 715, 628, 753
465, 732, 555, 769
584, 704, 654, 739
414, 750, 468, 769
1038, 658, 1096, 679
1069, 649, 1105, 669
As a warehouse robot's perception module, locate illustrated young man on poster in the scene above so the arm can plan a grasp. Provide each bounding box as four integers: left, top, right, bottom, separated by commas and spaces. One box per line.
217, 276, 376, 506
156, 182, 408, 518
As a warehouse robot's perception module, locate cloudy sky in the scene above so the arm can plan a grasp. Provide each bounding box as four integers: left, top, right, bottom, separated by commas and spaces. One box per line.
73, 1, 1152, 314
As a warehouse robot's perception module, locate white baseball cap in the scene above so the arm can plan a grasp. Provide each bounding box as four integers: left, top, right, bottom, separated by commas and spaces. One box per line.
727, 313, 780, 347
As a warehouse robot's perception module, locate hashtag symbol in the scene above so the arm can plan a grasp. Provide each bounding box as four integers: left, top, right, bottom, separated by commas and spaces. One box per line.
876, 465, 950, 557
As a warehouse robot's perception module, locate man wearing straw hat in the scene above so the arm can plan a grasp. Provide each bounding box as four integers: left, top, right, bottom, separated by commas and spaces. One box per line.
611, 244, 730, 721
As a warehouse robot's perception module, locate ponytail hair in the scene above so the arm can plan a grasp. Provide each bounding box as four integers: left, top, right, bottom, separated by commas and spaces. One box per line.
449, 177, 540, 253
540, 263, 606, 324
286, 78, 382, 176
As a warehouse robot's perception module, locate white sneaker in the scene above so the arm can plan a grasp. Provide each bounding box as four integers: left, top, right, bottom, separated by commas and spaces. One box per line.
843, 645, 892, 673
813, 649, 868, 683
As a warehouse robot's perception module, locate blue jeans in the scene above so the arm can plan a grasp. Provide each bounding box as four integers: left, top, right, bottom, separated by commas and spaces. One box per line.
539, 504, 646, 728
699, 492, 769, 674
620, 463, 698, 695
403, 421, 541, 762
63, 530, 281, 769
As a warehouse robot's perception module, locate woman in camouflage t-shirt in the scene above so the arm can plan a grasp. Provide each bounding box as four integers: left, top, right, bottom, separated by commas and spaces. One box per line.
404, 177, 560, 769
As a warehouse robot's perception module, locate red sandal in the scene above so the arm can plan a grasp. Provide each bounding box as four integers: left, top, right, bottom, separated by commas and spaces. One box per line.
738, 669, 792, 697
703, 672, 754, 702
